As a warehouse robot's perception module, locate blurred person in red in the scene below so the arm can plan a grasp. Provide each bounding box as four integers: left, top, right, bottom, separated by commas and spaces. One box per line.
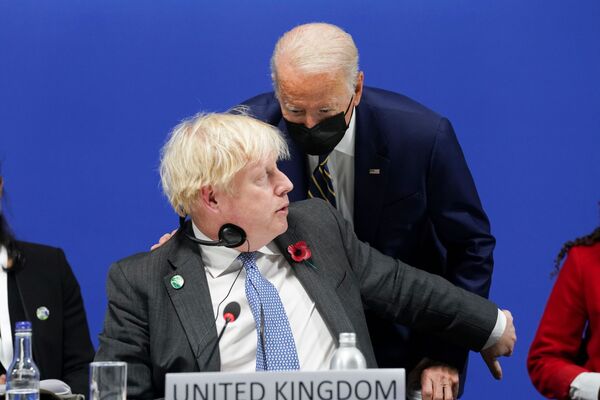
528, 225, 600, 399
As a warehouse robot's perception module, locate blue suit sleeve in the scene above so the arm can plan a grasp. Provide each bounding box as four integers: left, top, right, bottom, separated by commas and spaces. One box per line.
416, 118, 496, 383
427, 118, 495, 298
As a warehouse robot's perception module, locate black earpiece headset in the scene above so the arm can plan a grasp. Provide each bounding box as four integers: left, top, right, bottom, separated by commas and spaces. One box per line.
178, 216, 247, 248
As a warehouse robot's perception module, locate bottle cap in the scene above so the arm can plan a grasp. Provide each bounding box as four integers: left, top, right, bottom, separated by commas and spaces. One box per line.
339, 332, 357, 344
15, 321, 32, 331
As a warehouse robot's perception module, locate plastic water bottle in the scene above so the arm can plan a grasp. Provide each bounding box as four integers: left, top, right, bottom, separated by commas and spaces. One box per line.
329, 332, 367, 370
6, 321, 40, 400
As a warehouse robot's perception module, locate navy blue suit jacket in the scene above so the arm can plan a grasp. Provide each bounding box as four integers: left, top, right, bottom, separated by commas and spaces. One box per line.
241, 87, 495, 392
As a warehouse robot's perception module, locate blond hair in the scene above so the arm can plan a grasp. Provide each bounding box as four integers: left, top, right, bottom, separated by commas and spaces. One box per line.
270, 22, 359, 95
160, 112, 289, 216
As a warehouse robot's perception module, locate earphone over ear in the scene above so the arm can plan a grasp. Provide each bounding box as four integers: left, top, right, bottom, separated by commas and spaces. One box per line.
178, 217, 247, 248
214, 223, 247, 248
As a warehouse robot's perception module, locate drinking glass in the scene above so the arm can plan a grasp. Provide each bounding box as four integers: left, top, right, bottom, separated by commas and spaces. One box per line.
89, 361, 127, 400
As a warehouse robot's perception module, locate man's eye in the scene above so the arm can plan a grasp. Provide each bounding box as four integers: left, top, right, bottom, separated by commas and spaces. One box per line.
319, 109, 331, 113
256, 174, 268, 184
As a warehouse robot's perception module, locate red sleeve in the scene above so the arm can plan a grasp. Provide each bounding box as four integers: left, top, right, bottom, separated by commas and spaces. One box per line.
527, 248, 589, 399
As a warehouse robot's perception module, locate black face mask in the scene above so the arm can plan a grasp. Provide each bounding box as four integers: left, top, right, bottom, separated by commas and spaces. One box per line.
284, 96, 354, 156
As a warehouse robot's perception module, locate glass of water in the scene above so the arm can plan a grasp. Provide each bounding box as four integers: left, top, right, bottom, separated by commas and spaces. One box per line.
89, 361, 127, 400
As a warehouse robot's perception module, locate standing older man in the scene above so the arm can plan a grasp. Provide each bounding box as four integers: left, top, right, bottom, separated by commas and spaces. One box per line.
98, 113, 514, 400
241, 22, 496, 397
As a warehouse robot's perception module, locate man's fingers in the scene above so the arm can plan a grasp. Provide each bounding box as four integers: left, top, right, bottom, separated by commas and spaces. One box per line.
453, 384, 459, 399
150, 232, 175, 250
445, 383, 456, 400
483, 356, 503, 380
435, 381, 448, 400
159, 233, 172, 244
421, 377, 433, 400
419, 365, 458, 400
476, 309, 515, 381
502, 309, 517, 352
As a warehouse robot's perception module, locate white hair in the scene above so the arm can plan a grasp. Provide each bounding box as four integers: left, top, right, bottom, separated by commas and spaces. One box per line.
270, 22, 360, 95
160, 112, 290, 216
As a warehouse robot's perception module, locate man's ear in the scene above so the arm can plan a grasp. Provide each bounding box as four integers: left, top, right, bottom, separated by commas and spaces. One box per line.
199, 185, 219, 211
353, 71, 365, 107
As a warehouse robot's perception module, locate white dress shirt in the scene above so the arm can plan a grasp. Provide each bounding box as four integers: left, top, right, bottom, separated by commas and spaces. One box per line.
307, 107, 357, 225
192, 223, 336, 372
0, 245, 13, 370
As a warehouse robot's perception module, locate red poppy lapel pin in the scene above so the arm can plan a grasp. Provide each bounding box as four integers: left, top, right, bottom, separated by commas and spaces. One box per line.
287, 241, 318, 271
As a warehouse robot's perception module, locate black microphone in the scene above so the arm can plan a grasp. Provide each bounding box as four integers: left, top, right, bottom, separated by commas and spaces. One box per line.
222, 301, 241, 323
203, 301, 241, 370
179, 217, 246, 248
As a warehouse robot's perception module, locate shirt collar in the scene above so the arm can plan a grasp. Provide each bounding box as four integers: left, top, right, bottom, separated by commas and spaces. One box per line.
192, 222, 280, 278
334, 106, 357, 156
0, 245, 7, 272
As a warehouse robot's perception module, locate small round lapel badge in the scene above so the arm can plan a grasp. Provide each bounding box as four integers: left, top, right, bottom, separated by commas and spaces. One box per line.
36, 306, 50, 321
170, 275, 184, 289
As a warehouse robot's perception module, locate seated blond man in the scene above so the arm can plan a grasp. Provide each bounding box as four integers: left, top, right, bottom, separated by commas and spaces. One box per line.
95, 112, 515, 400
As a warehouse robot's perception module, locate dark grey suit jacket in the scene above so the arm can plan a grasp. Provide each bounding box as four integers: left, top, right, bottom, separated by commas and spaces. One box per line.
95, 199, 497, 399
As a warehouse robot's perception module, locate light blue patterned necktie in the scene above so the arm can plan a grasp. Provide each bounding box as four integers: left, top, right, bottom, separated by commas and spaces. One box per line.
238, 251, 300, 371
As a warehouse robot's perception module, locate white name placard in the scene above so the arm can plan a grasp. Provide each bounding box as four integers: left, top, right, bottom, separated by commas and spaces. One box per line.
165, 369, 405, 400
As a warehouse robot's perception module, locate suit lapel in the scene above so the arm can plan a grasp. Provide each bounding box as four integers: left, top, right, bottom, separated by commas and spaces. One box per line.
164, 237, 220, 371
274, 225, 354, 344
353, 103, 390, 243
12, 269, 45, 369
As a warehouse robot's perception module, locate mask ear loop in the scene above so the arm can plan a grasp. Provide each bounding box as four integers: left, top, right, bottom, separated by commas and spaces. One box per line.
343, 94, 354, 116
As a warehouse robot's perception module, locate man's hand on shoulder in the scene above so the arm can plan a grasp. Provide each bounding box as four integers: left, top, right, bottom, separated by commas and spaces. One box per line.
481, 309, 516, 380
150, 229, 177, 251
407, 358, 459, 400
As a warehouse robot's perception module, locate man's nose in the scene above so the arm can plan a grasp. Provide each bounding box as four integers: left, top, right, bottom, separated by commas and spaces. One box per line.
277, 171, 294, 195
303, 115, 320, 129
